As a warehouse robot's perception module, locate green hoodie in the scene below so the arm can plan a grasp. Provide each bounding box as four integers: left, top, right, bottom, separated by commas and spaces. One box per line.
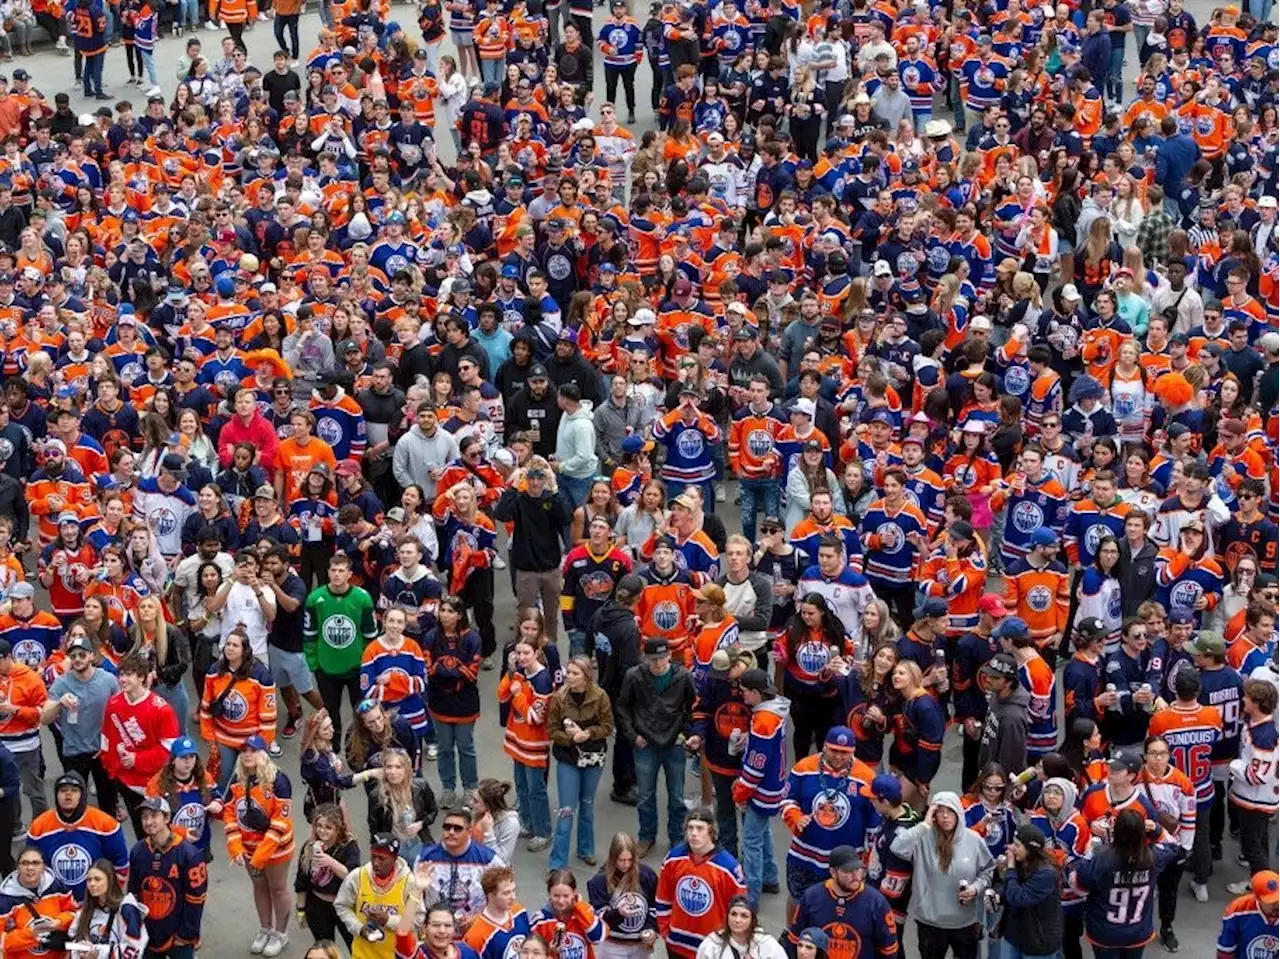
302, 585, 378, 677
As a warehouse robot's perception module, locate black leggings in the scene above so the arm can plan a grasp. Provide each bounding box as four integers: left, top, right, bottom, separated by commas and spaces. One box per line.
1156, 857, 1182, 927
787, 688, 838, 760
1063, 913, 1084, 959
304, 894, 353, 950
273, 13, 299, 57
125, 43, 142, 77
227, 19, 245, 46
459, 567, 496, 658
875, 582, 918, 634
917, 921, 980, 959
316, 670, 363, 745
604, 64, 636, 113
63, 752, 119, 819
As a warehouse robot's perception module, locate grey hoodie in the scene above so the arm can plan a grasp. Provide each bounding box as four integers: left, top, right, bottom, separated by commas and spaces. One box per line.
978, 682, 1030, 775
555, 400, 597, 480
890, 791, 995, 929
392, 423, 460, 500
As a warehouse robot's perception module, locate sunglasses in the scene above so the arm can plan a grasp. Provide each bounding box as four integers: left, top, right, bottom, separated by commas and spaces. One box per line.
441, 822, 467, 833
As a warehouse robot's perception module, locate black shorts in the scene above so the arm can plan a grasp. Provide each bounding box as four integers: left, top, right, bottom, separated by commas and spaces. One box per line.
786, 859, 827, 902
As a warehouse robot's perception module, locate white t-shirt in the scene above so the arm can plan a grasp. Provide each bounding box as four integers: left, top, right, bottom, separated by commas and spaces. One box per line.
219, 582, 277, 662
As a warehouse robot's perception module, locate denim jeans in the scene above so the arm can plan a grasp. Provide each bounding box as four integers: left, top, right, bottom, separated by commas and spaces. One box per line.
155, 680, 189, 734
435, 720, 478, 793
177, 0, 198, 28
551, 760, 604, 867
480, 57, 504, 86
560, 473, 593, 509
634, 743, 687, 846
1000, 942, 1057, 959
140, 49, 158, 86
217, 742, 240, 795
739, 477, 779, 539
83, 52, 104, 95
513, 759, 551, 838
1106, 46, 1125, 103
567, 629, 587, 657
740, 805, 778, 905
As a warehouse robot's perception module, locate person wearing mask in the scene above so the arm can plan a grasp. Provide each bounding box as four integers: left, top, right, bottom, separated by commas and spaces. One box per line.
615, 638, 698, 859
997, 824, 1064, 959
127, 796, 207, 959
41, 633, 120, 817
889, 791, 995, 959
495, 458, 573, 646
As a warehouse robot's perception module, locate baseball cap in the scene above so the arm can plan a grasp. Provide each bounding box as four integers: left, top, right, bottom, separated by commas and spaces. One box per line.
385, 506, 407, 523
253, 484, 277, 501
243, 734, 269, 752
1059, 283, 1081, 302
673, 277, 693, 296
828, 845, 861, 871
9, 582, 33, 600
916, 597, 949, 620
528, 364, 549, 381
825, 725, 856, 750
1029, 528, 1060, 547
371, 833, 401, 854
1015, 823, 1046, 852
873, 260, 893, 277
798, 929, 830, 953
791, 398, 816, 419
1168, 608, 1195, 625
738, 668, 776, 697
170, 736, 200, 758
66, 635, 95, 656
1109, 748, 1142, 775
644, 638, 670, 657
870, 774, 903, 804
1252, 871, 1279, 905
336, 458, 362, 477
995, 616, 1029, 641
139, 796, 172, 816
971, 316, 993, 331
1184, 631, 1226, 657
983, 651, 1018, 679
977, 594, 1009, 618
867, 409, 895, 427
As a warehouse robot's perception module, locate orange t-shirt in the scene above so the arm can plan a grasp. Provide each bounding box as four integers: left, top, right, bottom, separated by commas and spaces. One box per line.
273, 436, 337, 503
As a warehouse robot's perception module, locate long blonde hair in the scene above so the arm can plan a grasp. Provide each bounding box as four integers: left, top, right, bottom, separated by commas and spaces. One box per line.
374, 748, 416, 823
233, 750, 280, 789
128, 595, 168, 672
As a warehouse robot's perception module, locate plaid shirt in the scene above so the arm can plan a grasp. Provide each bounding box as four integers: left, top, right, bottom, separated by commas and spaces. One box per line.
1136, 207, 1174, 266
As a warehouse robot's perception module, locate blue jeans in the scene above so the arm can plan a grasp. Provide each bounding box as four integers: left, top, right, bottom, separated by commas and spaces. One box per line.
177, 0, 197, 27
480, 57, 504, 85
550, 761, 604, 867
559, 473, 593, 509
567, 629, 586, 657
83, 52, 104, 95
216, 742, 240, 795
740, 805, 778, 905
634, 743, 687, 846
513, 759, 551, 838
1000, 942, 1056, 959
1106, 45, 1125, 102
155, 681, 189, 734
435, 720, 477, 793
739, 477, 779, 539
140, 49, 157, 86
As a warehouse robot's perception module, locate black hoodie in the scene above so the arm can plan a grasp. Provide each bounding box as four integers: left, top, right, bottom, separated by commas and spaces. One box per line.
588, 599, 642, 696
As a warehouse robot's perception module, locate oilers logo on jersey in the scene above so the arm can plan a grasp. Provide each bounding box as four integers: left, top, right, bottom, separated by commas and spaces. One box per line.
652, 601, 683, 632
1026, 585, 1054, 613
747, 430, 774, 458
675, 875, 714, 917
322, 615, 359, 649
53, 843, 93, 887
875, 522, 905, 553
1084, 524, 1111, 560
1004, 366, 1030, 396
811, 789, 854, 830
610, 893, 649, 935
1244, 933, 1277, 959
825, 923, 864, 959
1170, 581, 1205, 611
174, 800, 206, 838
220, 690, 250, 723
317, 416, 344, 447
11, 638, 46, 668
794, 640, 833, 675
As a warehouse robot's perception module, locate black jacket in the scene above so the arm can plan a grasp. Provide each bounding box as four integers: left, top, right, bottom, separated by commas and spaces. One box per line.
503, 388, 561, 457
1116, 538, 1158, 618
1000, 863, 1064, 955
588, 600, 642, 695
0, 472, 28, 541
366, 778, 438, 844
493, 487, 571, 572
615, 662, 697, 750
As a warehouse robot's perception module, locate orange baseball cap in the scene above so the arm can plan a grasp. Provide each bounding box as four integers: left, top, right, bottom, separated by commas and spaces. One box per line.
1251, 871, 1279, 905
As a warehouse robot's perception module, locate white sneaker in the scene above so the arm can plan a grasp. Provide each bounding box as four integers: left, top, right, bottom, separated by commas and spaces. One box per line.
250, 929, 272, 955
55, 36, 67, 49
493, 554, 507, 570
256, 10, 267, 18
205, 19, 216, 28
1190, 882, 1209, 903
145, 86, 162, 99
1227, 880, 1251, 896
425, 742, 438, 761
262, 931, 287, 958
715, 484, 726, 503
267, 740, 282, 758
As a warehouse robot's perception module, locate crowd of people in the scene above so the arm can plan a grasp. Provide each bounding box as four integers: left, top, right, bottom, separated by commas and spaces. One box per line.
0, 0, 1273, 957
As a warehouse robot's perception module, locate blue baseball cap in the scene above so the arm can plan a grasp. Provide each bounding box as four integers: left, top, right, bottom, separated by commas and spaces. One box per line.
215, 274, 236, 297
870, 773, 903, 804
995, 616, 1030, 641
916, 597, 949, 619
1029, 528, 1059, 547
170, 735, 199, 759
501, 264, 521, 279
243, 734, 269, 752
825, 725, 856, 750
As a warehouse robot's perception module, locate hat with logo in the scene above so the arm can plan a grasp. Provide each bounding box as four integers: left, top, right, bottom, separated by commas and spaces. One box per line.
1184, 631, 1226, 657
870, 774, 903, 804
983, 651, 1018, 679
995, 616, 1030, 641
1168, 608, 1195, 625
9, 582, 33, 601
66, 635, 95, 656
139, 796, 172, 816
253, 484, 277, 501
825, 725, 856, 750
791, 398, 817, 419
798, 929, 830, 954
977, 594, 1009, 618
873, 260, 893, 277
243, 734, 269, 752
1109, 748, 1142, 775
371, 833, 401, 855
1029, 528, 1060, 547
385, 506, 407, 523
1252, 871, 1279, 905
644, 638, 670, 657
170, 736, 200, 758
916, 596, 949, 620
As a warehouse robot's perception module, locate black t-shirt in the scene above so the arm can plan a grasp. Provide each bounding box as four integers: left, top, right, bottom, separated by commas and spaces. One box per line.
262, 68, 302, 115
268, 571, 309, 653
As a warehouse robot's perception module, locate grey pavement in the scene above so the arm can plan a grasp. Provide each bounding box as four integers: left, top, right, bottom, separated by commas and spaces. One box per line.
6, 0, 1265, 954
